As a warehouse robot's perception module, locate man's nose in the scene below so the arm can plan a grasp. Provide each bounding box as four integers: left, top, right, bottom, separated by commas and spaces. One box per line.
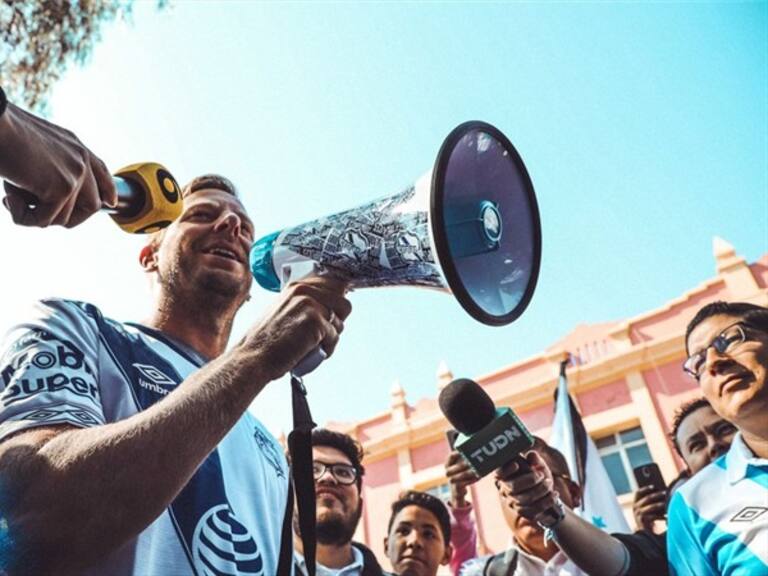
316, 468, 338, 485
707, 437, 728, 460
214, 211, 242, 237
704, 348, 736, 378
405, 531, 422, 549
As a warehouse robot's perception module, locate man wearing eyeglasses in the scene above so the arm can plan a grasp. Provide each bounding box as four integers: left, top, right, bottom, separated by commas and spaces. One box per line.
294, 428, 385, 576
668, 301, 768, 575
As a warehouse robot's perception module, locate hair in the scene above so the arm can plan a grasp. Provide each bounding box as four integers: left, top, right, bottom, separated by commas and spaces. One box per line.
387, 490, 451, 545
670, 397, 713, 458
143, 174, 240, 251
311, 428, 366, 490
685, 301, 768, 354
181, 174, 239, 199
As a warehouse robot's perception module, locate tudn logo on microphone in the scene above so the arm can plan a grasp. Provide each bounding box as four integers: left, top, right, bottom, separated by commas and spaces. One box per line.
192, 504, 263, 576
469, 427, 524, 464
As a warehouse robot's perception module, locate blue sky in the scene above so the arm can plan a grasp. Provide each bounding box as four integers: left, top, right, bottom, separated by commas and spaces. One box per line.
2, 1, 766, 434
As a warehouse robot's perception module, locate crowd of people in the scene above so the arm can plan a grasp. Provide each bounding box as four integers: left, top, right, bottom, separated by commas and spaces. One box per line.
0, 88, 766, 576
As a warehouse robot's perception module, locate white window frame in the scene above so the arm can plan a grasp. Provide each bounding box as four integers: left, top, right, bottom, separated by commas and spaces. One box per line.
595, 426, 651, 495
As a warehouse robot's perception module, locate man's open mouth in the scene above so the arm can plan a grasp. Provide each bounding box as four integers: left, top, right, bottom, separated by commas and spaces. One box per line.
204, 246, 243, 263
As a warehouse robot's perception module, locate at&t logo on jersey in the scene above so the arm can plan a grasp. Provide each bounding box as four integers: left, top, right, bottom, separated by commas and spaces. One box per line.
192, 504, 263, 576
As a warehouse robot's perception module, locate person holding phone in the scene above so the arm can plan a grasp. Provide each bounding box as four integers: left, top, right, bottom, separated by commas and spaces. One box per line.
632, 397, 737, 534
631, 463, 668, 533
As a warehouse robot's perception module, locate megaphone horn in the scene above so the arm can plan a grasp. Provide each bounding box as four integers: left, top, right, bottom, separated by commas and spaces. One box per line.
251, 121, 541, 326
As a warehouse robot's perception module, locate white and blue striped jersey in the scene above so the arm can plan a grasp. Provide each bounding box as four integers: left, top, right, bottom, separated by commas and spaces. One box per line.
667, 433, 768, 576
0, 299, 290, 576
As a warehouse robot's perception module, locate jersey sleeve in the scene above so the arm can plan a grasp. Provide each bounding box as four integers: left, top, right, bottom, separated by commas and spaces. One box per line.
667, 491, 718, 576
0, 299, 105, 441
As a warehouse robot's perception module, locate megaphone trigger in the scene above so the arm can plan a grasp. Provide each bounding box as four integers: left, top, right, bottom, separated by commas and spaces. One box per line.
292, 347, 328, 378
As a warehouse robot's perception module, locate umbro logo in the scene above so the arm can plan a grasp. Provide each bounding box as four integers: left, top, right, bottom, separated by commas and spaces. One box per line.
731, 507, 768, 523
133, 363, 178, 396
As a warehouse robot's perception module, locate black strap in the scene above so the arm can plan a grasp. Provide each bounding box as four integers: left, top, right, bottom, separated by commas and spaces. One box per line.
484, 548, 519, 576
276, 475, 295, 576
282, 374, 318, 576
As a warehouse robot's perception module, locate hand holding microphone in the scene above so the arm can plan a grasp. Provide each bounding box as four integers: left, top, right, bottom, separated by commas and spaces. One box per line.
438, 377, 534, 478
438, 378, 565, 531
496, 450, 567, 531
0, 88, 181, 233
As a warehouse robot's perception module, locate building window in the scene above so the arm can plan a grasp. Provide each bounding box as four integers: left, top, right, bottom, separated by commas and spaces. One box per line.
426, 482, 451, 502
595, 426, 653, 495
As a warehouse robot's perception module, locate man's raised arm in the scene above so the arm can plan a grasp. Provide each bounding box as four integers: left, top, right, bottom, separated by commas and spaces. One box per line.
0, 86, 116, 228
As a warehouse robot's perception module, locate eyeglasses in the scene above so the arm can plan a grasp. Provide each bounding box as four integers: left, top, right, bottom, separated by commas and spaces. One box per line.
313, 461, 358, 485
683, 323, 747, 380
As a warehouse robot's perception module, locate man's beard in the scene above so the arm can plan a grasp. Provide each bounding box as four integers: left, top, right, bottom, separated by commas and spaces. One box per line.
162, 258, 246, 304
295, 502, 363, 547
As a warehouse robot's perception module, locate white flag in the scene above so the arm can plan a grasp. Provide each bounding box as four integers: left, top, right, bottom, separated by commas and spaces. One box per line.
549, 361, 631, 533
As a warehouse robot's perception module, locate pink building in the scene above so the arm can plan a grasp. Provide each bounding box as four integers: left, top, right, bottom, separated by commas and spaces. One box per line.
327, 239, 768, 570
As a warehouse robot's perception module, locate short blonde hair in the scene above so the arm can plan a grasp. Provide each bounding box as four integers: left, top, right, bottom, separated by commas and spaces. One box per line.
181, 174, 239, 198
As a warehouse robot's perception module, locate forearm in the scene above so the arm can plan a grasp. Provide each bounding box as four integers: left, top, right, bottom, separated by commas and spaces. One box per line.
449, 502, 477, 575
0, 102, 25, 177
2, 347, 273, 572
550, 508, 629, 576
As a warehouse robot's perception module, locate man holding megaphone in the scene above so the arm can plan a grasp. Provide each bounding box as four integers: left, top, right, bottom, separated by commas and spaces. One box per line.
0, 172, 352, 575
0, 85, 118, 228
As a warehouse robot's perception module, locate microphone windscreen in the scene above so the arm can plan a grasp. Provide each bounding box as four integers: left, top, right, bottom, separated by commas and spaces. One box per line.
439, 378, 497, 435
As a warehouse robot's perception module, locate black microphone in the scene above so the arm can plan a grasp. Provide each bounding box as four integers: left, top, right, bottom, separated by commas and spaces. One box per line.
439, 377, 534, 477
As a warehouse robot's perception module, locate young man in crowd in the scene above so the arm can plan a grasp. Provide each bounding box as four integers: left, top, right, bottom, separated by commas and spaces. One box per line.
668, 301, 768, 575
294, 428, 385, 575
384, 491, 453, 576
0, 174, 352, 574
445, 398, 737, 575
633, 396, 737, 533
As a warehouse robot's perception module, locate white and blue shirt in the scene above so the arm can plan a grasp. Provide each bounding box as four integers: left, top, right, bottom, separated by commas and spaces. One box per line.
295, 547, 364, 576
667, 432, 768, 576
0, 299, 290, 576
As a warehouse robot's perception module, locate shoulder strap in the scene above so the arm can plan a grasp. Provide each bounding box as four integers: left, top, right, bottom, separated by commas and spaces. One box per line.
276, 477, 295, 575
289, 374, 318, 576
484, 548, 519, 576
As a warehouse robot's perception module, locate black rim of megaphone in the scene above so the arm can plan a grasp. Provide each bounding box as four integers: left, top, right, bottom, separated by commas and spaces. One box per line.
430, 121, 542, 326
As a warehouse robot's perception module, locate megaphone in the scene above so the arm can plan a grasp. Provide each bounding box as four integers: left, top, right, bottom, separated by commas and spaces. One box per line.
250, 121, 541, 326
105, 162, 183, 234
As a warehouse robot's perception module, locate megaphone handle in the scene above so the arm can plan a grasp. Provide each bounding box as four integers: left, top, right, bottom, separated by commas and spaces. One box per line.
282, 261, 330, 378
292, 348, 328, 378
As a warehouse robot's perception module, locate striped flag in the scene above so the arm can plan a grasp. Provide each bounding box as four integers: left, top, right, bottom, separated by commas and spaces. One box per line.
549, 358, 631, 533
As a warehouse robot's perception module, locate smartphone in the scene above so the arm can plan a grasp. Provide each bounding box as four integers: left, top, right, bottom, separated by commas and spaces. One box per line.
633, 462, 666, 492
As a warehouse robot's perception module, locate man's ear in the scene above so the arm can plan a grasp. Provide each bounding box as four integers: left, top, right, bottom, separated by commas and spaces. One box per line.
441, 543, 454, 566
140, 242, 159, 273
383, 536, 389, 555
567, 478, 582, 509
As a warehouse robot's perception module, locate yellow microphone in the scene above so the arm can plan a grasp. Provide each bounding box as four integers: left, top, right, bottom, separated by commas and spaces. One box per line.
107, 162, 182, 234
